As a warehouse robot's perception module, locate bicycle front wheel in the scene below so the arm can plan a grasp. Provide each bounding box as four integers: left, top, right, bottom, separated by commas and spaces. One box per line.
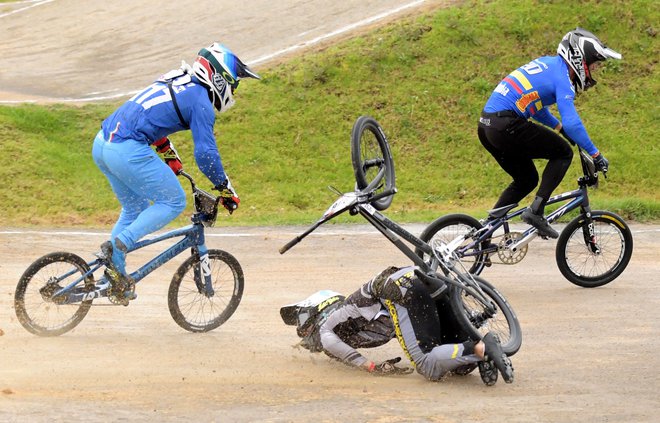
14, 252, 95, 336
417, 214, 487, 275
556, 211, 633, 288
168, 249, 244, 332
350, 115, 396, 210
449, 275, 522, 356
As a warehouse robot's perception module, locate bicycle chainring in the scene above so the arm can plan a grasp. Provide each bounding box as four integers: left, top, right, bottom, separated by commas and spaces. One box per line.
497, 232, 528, 264
105, 270, 135, 306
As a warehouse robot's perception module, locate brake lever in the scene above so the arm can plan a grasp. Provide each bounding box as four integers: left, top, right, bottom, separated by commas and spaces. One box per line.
328, 185, 343, 196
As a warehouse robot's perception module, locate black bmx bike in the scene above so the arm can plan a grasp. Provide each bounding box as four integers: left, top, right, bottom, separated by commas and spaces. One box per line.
280, 116, 522, 355
416, 147, 633, 288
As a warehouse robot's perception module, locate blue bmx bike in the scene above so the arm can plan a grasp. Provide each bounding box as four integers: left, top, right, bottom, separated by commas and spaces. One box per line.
14, 171, 244, 336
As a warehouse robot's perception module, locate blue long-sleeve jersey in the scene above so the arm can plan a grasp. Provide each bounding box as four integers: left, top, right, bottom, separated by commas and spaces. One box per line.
484, 55, 598, 156
101, 75, 227, 186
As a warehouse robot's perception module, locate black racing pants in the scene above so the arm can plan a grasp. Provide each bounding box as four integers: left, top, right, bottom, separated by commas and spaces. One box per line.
401, 278, 474, 355
477, 111, 573, 209
392, 277, 479, 379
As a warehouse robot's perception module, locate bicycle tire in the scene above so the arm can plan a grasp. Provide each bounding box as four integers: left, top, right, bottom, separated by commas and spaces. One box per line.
14, 252, 94, 336
448, 275, 522, 356
350, 115, 396, 211
417, 214, 487, 275
168, 249, 244, 332
556, 210, 633, 288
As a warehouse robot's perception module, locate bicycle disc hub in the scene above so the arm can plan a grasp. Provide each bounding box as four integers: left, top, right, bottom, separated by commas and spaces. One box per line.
39, 279, 66, 304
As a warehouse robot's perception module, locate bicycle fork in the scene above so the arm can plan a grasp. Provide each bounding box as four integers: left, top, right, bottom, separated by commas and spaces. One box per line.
192, 247, 215, 297
579, 212, 601, 254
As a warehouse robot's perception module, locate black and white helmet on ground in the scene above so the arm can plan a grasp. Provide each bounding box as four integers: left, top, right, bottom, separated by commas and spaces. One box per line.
557, 27, 621, 92
192, 42, 260, 112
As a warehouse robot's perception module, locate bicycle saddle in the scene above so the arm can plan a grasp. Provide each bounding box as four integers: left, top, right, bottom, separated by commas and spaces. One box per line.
414, 268, 448, 299
487, 203, 519, 220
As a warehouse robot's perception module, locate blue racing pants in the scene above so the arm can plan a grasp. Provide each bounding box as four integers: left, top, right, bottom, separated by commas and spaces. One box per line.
92, 130, 186, 252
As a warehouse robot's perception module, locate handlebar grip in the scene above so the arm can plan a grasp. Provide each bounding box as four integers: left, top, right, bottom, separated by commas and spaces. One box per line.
279, 237, 301, 254
279, 221, 323, 254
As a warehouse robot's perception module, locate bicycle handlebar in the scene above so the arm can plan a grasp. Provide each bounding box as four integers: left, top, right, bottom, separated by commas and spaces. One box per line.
280, 187, 397, 255
279, 236, 302, 255
177, 170, 196, 191
279, 221, 323, 254
368, 187, 397, 203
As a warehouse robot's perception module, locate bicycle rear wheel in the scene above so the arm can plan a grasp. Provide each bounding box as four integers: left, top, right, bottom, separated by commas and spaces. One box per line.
168, 249, 244, 332
350, 115, 395, 210
14, 252, 95, 336
449, 275, 522, 356
417, 214, 487, 275
556, 211, 633, 287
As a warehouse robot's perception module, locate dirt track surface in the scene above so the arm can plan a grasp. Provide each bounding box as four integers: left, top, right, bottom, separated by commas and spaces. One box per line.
0, 224, 659, 422
0, 0, 450, 102
1, 1, 659, 421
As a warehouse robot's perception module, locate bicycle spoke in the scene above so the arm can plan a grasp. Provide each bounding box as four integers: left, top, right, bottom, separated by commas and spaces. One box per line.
168, 250, 244, 332
15, 252, 93, 336
564, 222, 625, 278
460, 291, 511, 345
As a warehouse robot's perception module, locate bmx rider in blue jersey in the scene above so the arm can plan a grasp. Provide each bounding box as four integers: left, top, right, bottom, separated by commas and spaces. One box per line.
92, 43, 260, 305
478, 28, 621, 238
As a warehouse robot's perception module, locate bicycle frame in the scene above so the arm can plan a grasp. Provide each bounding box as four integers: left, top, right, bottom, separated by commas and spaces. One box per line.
455, 147, 600, 259
280, 189, 493, 304
51, 220, 212, 305
51, 172, 217, 305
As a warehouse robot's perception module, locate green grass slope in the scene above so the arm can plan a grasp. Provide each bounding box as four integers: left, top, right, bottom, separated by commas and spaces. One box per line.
0, 0, 657, 228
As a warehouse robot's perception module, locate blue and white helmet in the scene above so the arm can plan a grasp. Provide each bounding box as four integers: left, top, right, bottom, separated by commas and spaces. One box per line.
557, 28, 621, 92
192, 42, 260, 112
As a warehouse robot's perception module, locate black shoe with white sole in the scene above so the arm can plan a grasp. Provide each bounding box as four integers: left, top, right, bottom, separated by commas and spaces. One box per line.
521, 209, 558, 239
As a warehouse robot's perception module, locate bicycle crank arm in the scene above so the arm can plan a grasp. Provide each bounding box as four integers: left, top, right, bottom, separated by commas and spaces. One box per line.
507, 232, 537, 253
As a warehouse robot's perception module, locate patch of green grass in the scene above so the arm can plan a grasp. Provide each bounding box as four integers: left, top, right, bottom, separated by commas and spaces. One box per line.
0, 0, 658, 229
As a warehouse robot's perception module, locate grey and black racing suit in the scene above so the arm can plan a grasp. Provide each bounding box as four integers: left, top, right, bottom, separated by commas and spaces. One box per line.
319, 266, 482, 381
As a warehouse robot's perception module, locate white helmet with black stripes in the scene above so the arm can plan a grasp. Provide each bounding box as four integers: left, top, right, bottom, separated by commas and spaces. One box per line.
557, 28, 621, 92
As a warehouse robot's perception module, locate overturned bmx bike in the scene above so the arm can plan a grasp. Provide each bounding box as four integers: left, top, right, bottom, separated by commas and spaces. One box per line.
280, 116, 522, 356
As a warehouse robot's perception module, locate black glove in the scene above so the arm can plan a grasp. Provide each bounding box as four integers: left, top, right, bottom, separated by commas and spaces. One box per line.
214, 177, 240, 214
593, 153, 609, 173
373, 357, 413, 375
